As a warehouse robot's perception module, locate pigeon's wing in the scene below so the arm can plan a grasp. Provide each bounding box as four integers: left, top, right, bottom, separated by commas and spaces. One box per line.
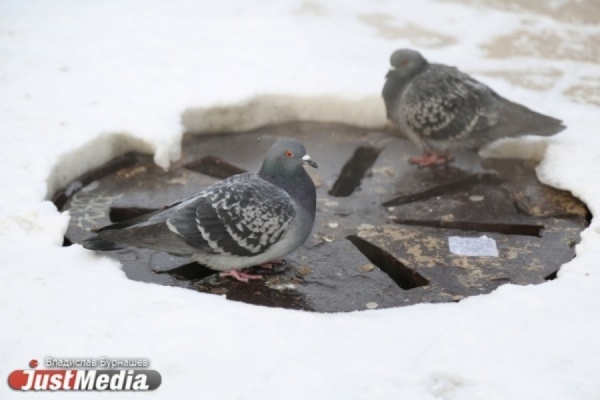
92, 188, 199, 235
401, 66, 496, 144
382, 70, 404, 120
90, 181, 246, 254
168, 173, 296, 257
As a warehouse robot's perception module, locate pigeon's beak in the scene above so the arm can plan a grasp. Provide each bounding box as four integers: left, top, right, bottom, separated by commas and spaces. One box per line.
302, 154, 318, 169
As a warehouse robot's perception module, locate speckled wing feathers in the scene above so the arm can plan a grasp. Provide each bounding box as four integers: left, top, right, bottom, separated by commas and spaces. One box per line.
401, 66, 497, 146
168, 173, 296, 257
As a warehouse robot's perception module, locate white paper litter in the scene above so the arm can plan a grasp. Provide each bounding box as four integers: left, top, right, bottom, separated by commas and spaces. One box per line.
448, 235, 499, 257
2, 2, 600, 399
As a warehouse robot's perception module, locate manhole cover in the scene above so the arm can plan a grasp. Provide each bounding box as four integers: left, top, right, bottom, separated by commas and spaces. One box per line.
55, 121, 589, 312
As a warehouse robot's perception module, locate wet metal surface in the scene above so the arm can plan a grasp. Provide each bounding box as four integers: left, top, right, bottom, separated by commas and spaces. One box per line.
57, 122, 589, 312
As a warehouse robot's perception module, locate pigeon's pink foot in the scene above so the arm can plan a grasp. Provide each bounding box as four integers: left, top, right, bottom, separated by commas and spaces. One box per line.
258, 259, 286, 270
219, 260, 286, 281
409, 152, 451, 167
219, 269, 263, 283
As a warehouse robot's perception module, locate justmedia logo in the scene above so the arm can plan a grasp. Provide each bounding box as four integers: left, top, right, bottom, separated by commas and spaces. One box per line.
7, 358, 162, 391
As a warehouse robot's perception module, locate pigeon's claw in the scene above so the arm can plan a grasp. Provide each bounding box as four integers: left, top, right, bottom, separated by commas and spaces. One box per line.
219, 269, 263, 283
409, 152, 452, 167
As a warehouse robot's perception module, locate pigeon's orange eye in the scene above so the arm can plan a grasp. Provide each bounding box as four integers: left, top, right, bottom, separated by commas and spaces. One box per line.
285, 150, 294, 158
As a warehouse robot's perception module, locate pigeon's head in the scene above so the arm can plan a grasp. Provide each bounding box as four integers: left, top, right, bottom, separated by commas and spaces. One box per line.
259, 138, 318, 179
389, 49, 428, 80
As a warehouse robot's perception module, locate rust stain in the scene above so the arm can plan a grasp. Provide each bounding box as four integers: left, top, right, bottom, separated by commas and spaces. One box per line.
117, 165, 147, 180
359, 14, 456, 47
483, 29, 600, 64
443, 0, 600, 25
474, 68, 563, 92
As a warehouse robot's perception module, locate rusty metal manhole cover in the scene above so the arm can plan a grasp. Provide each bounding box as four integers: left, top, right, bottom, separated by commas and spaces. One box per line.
55, 121, 589, 312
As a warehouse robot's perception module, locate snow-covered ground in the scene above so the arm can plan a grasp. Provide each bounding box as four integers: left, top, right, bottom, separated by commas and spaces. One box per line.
1, 1, 600, 398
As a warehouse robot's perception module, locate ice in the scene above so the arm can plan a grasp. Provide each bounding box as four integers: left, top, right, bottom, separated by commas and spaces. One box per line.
1, 1, 600, 399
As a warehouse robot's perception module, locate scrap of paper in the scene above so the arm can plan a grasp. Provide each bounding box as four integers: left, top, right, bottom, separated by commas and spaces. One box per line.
448, 235, 499, 257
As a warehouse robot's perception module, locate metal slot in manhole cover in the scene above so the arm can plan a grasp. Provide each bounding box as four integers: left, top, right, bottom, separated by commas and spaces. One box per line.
54, 121, 590, 312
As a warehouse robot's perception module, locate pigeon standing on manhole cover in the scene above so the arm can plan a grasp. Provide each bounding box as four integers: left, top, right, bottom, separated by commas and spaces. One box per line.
58, 122, 588, 312
83, 138, 318, 282
382, 48, 565, 166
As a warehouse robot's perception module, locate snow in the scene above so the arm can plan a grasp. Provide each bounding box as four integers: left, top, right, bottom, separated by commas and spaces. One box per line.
1, 1, 600, 398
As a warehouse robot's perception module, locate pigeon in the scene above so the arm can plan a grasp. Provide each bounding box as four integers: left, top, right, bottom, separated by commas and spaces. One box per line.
83, 138, 318, 282
382, 49, 565, 166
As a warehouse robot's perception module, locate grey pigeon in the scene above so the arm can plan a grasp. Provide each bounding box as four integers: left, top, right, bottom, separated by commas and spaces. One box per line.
83, 138, 318, 282
382, 49, 565, 166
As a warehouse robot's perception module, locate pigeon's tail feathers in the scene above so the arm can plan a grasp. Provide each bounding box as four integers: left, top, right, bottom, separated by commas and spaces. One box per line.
82, 235, 126, 251
96, 222, 198, 255
495, 99, 566, 138
95, 207, 166, 233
